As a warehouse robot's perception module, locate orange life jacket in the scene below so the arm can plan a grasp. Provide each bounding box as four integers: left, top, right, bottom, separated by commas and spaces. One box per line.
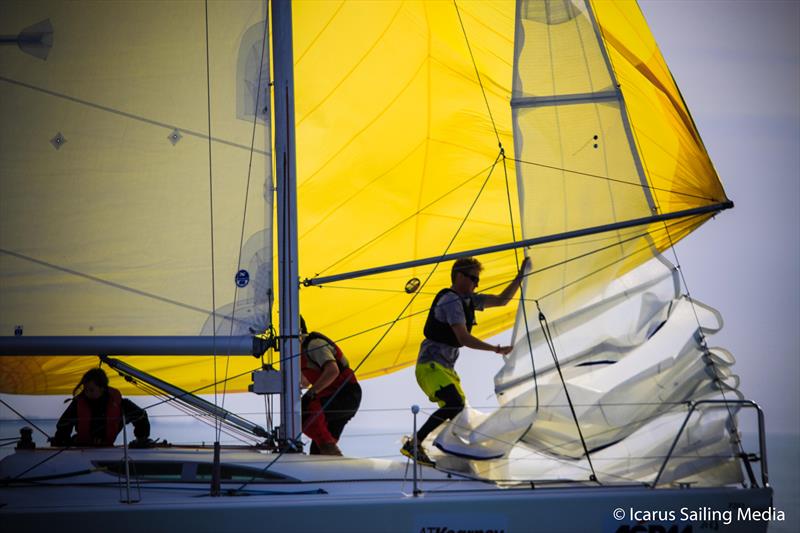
301, 332, 356, 397
75, 387, 123, 446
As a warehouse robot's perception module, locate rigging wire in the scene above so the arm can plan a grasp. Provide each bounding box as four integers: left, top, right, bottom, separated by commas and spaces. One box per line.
501, 149, 539, 411
661, 226, 748, 461
234, 151, 506, 492
535, 300, 599, 482
512, 157, 720, 203
0, 397, 51, 440
453, 0, 501, 147
269, 215, 706, 382
220, 3, 272, 424
202, 0, 221, 442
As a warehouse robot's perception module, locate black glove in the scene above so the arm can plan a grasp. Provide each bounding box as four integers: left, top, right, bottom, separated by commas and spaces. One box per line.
303, 388, 317, 401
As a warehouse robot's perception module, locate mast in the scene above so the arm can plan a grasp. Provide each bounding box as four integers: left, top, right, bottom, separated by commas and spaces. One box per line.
271, 0, 302, 449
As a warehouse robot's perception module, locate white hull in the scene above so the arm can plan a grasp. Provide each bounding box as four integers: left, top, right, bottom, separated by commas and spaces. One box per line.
1, 447, 773, 533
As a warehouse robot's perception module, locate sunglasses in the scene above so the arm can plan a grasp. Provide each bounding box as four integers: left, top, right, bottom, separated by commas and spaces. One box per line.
462, 272, 480, 284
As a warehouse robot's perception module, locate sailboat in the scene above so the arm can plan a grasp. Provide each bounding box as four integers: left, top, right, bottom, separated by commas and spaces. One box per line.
0, 1, 774, 531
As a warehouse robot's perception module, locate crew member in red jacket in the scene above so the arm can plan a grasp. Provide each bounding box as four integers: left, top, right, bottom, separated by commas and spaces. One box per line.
52, 368, 150, 447
300, 316, 362, 456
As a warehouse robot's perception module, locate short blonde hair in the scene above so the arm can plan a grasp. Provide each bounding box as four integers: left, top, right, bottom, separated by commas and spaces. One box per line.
451, 257, 482, 283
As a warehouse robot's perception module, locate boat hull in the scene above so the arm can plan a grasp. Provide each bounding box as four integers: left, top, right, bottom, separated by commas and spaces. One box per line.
0, 447, 774, 533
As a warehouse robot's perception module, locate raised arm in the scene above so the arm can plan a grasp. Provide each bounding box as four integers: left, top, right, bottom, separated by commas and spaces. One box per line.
483, 257, 530, 308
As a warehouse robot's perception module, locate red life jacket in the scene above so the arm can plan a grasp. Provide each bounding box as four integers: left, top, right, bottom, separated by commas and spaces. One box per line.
301, 332, 357, 397
75, 387, 123, 446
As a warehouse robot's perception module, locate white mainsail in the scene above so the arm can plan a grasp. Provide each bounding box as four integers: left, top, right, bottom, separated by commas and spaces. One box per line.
1, 1, 273, 392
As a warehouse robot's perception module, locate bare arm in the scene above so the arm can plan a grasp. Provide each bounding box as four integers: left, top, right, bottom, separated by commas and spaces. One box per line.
483, 257, 530, 308
451, 323, 512, 355
310, 360, 340, 395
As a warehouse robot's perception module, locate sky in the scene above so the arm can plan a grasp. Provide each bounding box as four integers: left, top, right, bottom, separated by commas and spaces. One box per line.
2, 1, 799, 451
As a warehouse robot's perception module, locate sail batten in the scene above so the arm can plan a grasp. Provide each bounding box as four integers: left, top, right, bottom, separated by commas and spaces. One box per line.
511, 89, 619, 108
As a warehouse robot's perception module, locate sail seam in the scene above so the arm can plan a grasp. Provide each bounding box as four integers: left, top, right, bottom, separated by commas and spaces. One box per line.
0, 76, 272, 157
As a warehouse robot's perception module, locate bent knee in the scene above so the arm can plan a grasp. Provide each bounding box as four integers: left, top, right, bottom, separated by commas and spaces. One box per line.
436, 384, 465, 410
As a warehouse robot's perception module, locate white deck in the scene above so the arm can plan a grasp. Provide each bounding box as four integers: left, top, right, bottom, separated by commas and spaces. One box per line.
0, 446, 773, 533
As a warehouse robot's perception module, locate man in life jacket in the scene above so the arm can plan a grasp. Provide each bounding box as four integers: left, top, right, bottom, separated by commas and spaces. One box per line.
52, 367, 151, 447
401, 256, 529, 466
300, 316, 362, 456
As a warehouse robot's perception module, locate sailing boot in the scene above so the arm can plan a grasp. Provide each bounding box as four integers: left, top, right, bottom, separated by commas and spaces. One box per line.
400, 436, 435, 467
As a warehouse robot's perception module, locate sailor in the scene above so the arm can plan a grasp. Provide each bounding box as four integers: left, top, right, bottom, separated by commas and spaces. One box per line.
300, 316, 362, 456
51, 367, 151, 447
401, 256, 529, 466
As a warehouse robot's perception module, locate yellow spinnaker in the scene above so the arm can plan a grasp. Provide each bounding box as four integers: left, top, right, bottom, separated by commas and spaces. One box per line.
0, 1, 726, 395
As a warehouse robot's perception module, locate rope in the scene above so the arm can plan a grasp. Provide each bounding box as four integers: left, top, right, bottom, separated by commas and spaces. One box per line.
453, 0, 501, 148
535, 300, 599, 482
501, 150, 539, 410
